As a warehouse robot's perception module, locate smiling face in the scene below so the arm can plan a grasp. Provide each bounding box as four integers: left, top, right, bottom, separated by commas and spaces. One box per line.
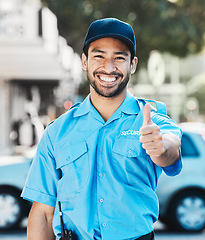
82, 38, 137, 98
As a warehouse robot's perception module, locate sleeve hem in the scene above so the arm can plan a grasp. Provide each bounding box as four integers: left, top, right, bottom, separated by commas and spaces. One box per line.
162, 150, 182, 177
21, 187, 56, 207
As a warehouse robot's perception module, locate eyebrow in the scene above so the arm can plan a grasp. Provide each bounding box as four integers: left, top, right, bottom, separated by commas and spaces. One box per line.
91, 49, 129, 57
91, 49, 105, 54
114, 51, 129, 57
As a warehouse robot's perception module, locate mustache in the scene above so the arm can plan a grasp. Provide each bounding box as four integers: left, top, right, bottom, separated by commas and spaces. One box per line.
94, 71, 123, 78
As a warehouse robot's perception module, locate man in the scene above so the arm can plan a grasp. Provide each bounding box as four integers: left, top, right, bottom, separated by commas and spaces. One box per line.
22, 18, 182, 240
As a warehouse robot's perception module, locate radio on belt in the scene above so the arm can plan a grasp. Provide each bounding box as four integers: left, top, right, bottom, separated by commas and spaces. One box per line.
58, 201, 74, 240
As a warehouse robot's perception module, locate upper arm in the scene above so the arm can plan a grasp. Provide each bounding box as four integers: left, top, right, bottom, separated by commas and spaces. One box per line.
27, 201, 55, 240
30, 201, 55, 219
21, 129, 61, 206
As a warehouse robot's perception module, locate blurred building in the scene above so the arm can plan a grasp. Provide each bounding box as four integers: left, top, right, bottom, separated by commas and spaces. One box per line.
0, 0, 82, 154
133, 50, 205, 123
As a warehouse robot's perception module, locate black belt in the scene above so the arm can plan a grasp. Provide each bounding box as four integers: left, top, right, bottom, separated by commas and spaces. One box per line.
135, 231, 154, 240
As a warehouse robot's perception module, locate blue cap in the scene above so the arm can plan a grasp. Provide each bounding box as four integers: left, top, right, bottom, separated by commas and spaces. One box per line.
83, 18, 136, 59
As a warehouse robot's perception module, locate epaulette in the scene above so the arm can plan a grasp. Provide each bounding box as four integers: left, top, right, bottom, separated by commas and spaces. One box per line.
137, 98, 167, 115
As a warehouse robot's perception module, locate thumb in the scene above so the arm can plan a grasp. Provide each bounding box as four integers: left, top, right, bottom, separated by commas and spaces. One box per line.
143, 103, 152, 126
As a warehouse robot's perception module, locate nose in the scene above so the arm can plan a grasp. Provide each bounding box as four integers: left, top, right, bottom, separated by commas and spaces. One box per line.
103, 59, 117, 73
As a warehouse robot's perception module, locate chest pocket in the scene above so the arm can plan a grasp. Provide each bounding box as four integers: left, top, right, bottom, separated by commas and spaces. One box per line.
113, 138, 145, 158
55, 141, 89, 197
112, 137, 151, 186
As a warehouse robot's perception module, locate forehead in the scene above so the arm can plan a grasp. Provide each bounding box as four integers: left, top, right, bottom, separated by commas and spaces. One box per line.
88, 37, 130, 54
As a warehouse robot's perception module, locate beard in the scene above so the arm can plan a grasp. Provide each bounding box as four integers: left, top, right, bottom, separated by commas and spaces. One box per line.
87, 71, 130, 98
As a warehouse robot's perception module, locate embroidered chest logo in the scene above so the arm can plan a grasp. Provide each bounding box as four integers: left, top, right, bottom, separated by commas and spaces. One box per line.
121, 130, 140, 136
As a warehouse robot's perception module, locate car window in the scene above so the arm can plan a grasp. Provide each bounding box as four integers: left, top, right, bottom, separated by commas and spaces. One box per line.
181, 134, 199, 157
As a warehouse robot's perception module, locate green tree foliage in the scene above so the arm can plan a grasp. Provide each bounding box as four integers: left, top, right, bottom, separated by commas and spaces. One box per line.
41, 0, 205, 67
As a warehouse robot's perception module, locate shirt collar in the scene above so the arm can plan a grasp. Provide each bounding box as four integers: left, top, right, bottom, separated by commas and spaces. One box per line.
119, 91, 140, 115
73, 94, 92, 117
73, 91, 140, 118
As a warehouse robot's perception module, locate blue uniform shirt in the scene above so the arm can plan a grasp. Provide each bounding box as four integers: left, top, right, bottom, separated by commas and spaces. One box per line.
22, 92, 182, 240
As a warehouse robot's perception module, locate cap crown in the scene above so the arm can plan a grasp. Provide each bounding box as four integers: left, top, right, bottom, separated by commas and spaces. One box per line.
83, 18, 136, 59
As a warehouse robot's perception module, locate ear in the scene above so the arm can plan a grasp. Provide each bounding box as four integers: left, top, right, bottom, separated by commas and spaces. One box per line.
131, 57, 138, 74
82, 53, 88, 71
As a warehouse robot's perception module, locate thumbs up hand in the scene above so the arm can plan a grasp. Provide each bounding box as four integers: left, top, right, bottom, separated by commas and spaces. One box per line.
140, 104, 166, 164
142, 103, 153, 126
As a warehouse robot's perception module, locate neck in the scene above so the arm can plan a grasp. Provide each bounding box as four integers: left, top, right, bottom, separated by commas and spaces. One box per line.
90, 88, 127, 122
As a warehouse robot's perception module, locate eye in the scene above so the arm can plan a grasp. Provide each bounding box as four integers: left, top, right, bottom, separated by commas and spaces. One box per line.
115, 56, 126, 61
94, 55, 104, 59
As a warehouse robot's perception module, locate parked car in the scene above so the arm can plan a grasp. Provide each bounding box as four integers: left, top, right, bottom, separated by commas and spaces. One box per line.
0, 153, 32, 230
156, 128, 205, 232
179, 122, 205, 140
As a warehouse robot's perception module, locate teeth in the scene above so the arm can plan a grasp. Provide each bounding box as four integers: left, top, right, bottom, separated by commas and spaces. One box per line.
99, 76, 116, 82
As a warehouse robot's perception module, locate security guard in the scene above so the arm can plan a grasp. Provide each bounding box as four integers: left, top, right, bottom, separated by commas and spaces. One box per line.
22, 18, 182, 240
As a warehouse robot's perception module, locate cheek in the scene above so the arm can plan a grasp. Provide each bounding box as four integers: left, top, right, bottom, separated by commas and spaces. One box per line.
88, 62, 102, 74
119, 63, 131, 75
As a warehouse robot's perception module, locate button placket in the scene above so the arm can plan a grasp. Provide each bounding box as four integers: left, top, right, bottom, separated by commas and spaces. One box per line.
96, 126, 108, 235
102, 222, 107, 227
98, 172, 104, 178
99, 147, 103, 152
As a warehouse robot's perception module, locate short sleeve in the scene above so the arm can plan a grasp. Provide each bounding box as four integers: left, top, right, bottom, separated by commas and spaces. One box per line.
152, 112, 182, 138
21, 129, 61, 207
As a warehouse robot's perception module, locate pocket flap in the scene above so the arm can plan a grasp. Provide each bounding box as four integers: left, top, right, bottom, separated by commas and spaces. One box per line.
113, 138, 144, 157
56, 141, 88, 168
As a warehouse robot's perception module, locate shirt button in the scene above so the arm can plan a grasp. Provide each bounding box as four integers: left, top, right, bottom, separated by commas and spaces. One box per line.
99, 198, 104, 203
102, 223, 107, 227
99, 147, 103, 152
128, 149, 132, 154
99, 173, 104, 178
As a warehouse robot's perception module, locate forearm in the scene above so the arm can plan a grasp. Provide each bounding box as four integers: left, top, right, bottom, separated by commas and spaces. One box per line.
27, 202, 55, 240
151, 133, 181, 167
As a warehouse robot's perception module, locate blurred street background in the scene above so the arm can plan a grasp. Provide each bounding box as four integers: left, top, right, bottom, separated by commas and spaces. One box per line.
0, 0, 205, 239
